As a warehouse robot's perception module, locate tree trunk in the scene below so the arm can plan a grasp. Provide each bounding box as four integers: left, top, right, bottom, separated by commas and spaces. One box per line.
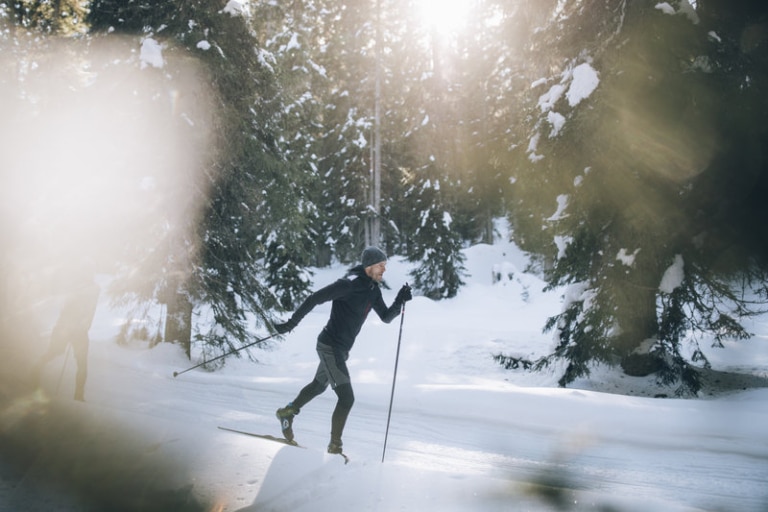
370, 0, 382, 247
164, 287, 193, 359
483, 213, 494, 244
616, 275, 663, 377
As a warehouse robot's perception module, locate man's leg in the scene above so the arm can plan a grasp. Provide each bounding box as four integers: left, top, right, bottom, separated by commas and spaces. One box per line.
277, 345, 331, 441
72, 337, 89, 401
291, 378, 327, 410
33, 329, 69, 388
328, 383, 354, 453
315, 343, 354, 452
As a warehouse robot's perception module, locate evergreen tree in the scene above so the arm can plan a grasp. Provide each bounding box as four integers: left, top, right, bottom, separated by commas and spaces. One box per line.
405, 167, 466, 299
247, 0, 331, 305
435, 0, 512, 245
87, 0, 307, 359
304, 0, 377, 265
505, 0, 768, 394
5, 0, 87, 34
376, 0, 476, 294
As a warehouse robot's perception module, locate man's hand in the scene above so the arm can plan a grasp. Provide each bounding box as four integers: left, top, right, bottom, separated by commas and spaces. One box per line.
274, 319, 297, 334
395, 283, 412, 304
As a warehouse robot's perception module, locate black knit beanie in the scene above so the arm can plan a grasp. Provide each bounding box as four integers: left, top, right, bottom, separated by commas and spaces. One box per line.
361, 246, 387, 268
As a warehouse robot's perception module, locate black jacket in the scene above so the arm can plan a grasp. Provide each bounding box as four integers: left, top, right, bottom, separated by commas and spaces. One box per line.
286, 266, 402, 351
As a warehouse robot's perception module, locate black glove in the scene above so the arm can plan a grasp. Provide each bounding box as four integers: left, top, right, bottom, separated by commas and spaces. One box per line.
395, 284, 412, 304
274, 318, 297, 335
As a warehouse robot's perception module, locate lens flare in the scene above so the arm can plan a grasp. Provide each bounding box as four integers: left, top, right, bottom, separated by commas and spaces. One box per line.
416, 0, 474, 34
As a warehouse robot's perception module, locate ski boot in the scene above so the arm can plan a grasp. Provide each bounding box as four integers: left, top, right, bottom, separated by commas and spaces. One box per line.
327, 437, 343, 455
275, 403, 299, 442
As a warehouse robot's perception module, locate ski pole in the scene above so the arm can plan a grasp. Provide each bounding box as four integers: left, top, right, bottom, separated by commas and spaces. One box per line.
172, 333, 276, 378
382, 300, 406, 463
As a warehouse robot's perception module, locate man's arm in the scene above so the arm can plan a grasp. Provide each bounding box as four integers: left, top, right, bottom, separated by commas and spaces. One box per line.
374, 284, 412, 324
274, 279, 350, 333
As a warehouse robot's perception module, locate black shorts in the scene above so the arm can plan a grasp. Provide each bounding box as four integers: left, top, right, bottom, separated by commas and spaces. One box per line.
313, 341, 351, 389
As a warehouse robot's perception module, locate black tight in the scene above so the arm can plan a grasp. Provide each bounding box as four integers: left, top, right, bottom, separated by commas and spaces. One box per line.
330, 383, 354, 442
293, 378, 327, 410
290, 379, 355, 442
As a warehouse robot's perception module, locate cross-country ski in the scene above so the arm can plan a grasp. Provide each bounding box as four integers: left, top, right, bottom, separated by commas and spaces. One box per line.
217, 426, 350, 464
217, 426, 303, 447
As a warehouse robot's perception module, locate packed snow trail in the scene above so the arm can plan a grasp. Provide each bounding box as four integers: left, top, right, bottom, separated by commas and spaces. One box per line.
207, 372, 768, 512
60, 302, 766, 512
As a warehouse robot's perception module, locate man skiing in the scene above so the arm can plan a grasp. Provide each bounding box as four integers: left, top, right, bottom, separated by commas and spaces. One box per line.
34, 269, 100, 401
273, 246, 412, 455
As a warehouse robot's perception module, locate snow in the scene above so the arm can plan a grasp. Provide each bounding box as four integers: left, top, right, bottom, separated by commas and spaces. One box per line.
538, 63, 599, 112
139, 38, 165, 69
538, 83, 566, 112
4, 237, 768, 512
616, 248, 640, 267
659, 254, 685, 293
527, 131, 544, 162
283, 33, 301, 52
547, 110, 566, 137
442, 211, 453, 228
531, 63, 599, 157
655, 3, 676, 16
679, 1, 701, 24
553, 234, 572, 260
566, 63, 599, 107
546, 193, 569, 221
655, 1, 700, 24
222, 0, 249, 17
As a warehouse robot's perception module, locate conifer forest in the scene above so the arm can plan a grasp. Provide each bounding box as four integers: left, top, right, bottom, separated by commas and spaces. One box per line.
2, 0, 767, 392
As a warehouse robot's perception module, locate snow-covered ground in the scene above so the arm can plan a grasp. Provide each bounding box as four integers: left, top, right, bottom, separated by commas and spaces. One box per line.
3, 238, 768, 511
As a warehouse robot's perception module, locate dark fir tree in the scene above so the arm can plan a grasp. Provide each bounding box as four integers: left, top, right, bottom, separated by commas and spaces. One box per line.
377, 0, 474, 295
405, 167, 466, 299
503, 0, 768, 395
88, 0, 309, 359
306, 0, 378, 265
5, 0, 87, 34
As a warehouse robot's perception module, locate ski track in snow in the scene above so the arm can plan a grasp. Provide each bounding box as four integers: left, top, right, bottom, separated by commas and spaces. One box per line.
84, 343, 768, 512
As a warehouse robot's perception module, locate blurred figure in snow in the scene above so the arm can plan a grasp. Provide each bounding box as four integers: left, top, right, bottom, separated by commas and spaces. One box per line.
273, 246, 411, 455
35, 268, 100, 401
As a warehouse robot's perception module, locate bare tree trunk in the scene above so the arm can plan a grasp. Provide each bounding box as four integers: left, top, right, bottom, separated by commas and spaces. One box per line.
370, 0, 382, 246
484, 214, 494, 244
163, 280, 193, 359
616, 270, 663, 376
